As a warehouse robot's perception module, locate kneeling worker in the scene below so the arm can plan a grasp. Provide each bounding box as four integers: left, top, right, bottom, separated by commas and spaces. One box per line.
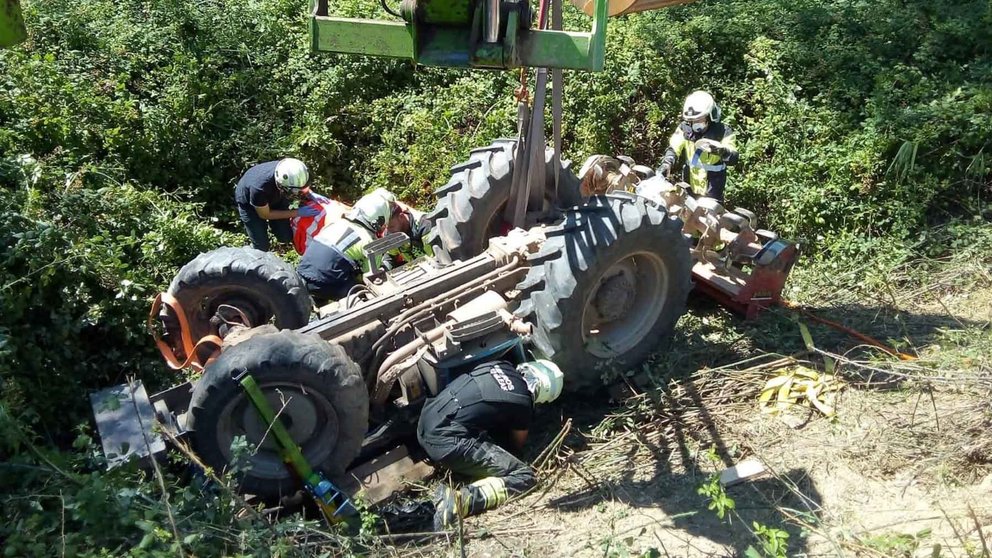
235, 158, 325, 251
296, 188, 395, 304
418, 359, 564, 529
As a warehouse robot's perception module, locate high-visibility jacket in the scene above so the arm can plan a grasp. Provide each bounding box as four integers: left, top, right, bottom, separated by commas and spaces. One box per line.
662, 121, 739, 200
296, 218, 379, 302
290, 199, 349, 255
310, 219, 378, 273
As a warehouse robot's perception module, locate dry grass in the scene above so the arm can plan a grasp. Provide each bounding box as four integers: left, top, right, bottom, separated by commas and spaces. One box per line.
379, 233, 992, 557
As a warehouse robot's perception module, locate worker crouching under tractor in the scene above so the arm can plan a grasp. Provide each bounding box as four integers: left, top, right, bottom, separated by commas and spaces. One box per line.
418, 359, 564, 529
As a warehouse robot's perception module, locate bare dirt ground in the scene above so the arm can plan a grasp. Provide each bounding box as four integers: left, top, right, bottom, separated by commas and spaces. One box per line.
384, 261, 992, 558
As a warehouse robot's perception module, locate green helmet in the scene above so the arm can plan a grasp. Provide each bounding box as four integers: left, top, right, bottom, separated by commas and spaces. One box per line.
518, 360, 564, 404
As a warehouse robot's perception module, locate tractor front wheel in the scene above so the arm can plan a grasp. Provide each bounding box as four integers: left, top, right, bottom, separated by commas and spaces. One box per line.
185, 330, 368, 502
160, 247, 312, 362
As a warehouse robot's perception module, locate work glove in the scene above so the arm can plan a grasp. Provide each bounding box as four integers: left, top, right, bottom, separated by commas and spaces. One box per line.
657, 162, 672, 179
309, 192, 331, 204
297, 205, 321, 218
696, 138, 718, 153
697, 139, 729, 159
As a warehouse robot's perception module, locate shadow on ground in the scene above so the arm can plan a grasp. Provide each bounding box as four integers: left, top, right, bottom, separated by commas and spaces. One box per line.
535, 384, 821, 556
644, 293, 986, 385
518, 296, 984, 556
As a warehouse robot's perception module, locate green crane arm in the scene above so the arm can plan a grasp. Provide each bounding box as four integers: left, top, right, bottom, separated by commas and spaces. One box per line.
1, 0, 27, 48
309, 0, 694, 71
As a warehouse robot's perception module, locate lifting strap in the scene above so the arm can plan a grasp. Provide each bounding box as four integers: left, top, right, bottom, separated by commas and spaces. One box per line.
148, 292, 224, 372
551, 0, 563, 202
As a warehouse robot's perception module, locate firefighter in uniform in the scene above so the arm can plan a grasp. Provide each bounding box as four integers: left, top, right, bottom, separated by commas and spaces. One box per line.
658, 91, 739, 202
296, 188, 395, 303
418, 359, 564, 529
234, 158, 325, 251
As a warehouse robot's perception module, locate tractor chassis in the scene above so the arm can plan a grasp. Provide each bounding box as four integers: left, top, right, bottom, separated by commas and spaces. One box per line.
93, 227, 551, 505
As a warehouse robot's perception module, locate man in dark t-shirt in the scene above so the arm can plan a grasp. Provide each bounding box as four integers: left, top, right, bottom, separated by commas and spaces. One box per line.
417, 359, 564, 529
234, 157, 323, 251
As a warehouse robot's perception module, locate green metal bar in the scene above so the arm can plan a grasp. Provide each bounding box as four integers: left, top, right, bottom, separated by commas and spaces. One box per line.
518, 30, 594, 70
503, 8, 519, 67
515, 0, 607, 70
308, 0, 609, 71
589, 0, 608, 71
1, 0, 27, 48
418, 28, 473, 67
240, 375, 317, 479
311, 16, 415, 59
239, 375, 352, 521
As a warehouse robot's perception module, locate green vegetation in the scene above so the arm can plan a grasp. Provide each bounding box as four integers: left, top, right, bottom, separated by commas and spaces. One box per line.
1, 0, 989, 554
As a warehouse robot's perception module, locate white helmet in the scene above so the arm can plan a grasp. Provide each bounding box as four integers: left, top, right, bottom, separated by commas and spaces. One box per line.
348, 188, 396, 232
682, 90, 721, 123
274, 158, 309, 192
518, 360, 564, 404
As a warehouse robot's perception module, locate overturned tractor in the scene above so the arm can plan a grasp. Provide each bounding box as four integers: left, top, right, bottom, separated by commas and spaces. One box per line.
94, 147, 694, 512
93, 142, 795, 517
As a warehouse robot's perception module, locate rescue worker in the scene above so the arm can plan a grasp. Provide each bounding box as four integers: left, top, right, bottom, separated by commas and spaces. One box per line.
296, 188, 396, 303
234, 157, 325, 251
386, 201, 433, 263
657, 91, 739, 202
418, 359, 564, 529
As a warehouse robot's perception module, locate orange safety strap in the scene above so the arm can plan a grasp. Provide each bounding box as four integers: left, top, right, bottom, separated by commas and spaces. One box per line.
149, 292, 224, 372
781, 299, 917, 361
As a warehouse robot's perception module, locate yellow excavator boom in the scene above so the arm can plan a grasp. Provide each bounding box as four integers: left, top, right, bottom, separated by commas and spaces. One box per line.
569, 0, 695, 18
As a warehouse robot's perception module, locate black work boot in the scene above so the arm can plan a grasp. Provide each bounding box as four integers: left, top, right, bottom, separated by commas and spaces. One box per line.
432, 484, 470, 531
433, 477, 511, 530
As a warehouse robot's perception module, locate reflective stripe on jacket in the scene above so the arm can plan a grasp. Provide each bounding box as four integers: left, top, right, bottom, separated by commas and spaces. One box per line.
662, 121, 738, 196
310, 219, 377, 272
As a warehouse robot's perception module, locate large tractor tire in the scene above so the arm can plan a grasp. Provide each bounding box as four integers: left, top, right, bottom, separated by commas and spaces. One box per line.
165, 247, 312, 345
514, 195, 692, 391
186, 330, 368, 501
425, 139, 582, 264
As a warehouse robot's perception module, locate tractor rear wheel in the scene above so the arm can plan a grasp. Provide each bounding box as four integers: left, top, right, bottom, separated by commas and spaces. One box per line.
425, 139, 582, 264
514, 195, 692, 391
186, 330, 367, 502
164, 247, 312, 352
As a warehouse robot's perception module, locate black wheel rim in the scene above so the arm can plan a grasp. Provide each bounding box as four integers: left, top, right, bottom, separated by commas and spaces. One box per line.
216, 380, 340, 481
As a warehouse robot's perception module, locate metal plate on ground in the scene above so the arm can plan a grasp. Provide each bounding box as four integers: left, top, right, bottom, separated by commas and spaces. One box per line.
90, 382, 165, 469
339, 445, 434, 505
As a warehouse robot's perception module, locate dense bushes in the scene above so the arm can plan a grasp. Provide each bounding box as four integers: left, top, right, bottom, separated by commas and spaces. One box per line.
0, 0, 989, 553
